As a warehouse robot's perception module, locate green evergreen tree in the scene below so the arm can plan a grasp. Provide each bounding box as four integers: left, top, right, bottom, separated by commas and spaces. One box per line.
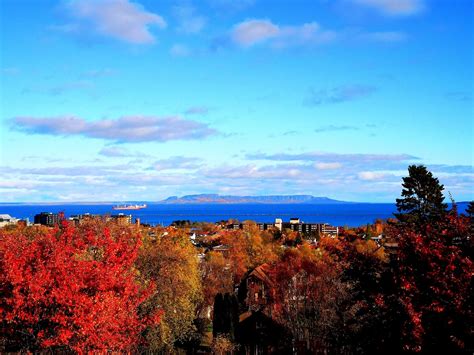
466, 201, 474, 220
395, 165, 447, 228
365, 223, 373, 240
465, 201, 474, 240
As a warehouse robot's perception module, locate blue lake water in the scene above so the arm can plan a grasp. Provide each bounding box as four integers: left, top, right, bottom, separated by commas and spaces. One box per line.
0, 202, 468, 227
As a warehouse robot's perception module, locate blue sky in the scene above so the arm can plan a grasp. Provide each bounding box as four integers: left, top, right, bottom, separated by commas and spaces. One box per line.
0, 0, 472, 202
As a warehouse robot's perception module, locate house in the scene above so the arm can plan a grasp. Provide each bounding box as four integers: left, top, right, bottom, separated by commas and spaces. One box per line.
212, 244, 230, 258
242, 264, 274, 313
237, 310, 289, 354
0, 214, 19, 228
371, 234, 383, 246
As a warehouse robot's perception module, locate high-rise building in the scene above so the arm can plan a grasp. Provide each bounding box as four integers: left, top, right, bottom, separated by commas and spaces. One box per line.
110, 213, 132, 225
228, 218, 338, 237
34, 212, 61, 227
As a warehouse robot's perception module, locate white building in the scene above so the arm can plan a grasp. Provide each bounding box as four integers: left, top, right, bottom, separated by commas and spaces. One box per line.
0, 214, 19, 228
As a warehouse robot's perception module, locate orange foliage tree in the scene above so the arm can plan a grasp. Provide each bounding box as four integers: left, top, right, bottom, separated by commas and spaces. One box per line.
199, 251, 234, 317
267, 244, 357, 352
220, 225, 278, 286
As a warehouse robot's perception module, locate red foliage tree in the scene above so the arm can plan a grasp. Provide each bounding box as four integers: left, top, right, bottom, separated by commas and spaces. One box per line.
0, 222, 160, 352
388, 210, 473, 352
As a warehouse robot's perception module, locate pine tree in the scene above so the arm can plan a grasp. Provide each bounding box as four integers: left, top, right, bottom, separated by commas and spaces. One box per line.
395, 165, 447, 228
466, 201, 474, 220
465, 201, 474, 241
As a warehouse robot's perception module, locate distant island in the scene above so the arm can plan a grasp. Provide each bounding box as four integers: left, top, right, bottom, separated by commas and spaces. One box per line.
160, 194, 350, 204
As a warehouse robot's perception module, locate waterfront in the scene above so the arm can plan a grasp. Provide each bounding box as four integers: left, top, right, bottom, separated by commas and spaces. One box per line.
0, 202, 469, 227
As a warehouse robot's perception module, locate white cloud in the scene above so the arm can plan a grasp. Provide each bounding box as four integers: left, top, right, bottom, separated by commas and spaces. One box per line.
12, 115, 217, 142
315, 162, 342, 170
358, 171, 389, 180
99, 146, 128, 157
223, 19, 410, 51
350, 0, 424, 16
66, 0, 166, 44
232, 19, 279, 46
98, 146, 143, 157
248, 151, 419, 167
151, 156, 202, 171
231, 19, 337, 48
275, 22, 337, 47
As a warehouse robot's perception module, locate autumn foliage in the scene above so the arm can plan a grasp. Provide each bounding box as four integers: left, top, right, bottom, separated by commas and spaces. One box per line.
388, 210, 473, 352
267, 245, 352, 349
0, 221, 159, 352
137, 229, 202, 352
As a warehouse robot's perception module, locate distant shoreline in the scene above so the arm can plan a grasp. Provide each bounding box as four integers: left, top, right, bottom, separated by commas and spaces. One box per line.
0, 201, 377, 205
0, 201, 469, 206
0, 194, 352, 205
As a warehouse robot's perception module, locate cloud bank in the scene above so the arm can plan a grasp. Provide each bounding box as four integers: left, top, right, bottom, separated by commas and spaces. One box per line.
12, 115, 217, 142
2, 154, 472, 202
247, 151, 420, 171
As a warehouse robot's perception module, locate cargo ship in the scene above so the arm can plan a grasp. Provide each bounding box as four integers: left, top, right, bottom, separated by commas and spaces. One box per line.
112, 204, 147, 210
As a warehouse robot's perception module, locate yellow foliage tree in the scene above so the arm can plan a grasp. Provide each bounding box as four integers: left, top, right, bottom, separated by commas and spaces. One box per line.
137, 229, 202, 352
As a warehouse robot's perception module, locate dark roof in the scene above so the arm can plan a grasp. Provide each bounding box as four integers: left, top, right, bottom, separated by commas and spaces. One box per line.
248, 263, 274, 286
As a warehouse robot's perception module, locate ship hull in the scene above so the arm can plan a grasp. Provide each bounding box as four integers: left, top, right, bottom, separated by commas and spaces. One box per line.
112, 204, 147, 210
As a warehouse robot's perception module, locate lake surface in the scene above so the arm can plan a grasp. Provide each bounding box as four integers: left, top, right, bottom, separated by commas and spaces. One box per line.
0, 202, 468, 227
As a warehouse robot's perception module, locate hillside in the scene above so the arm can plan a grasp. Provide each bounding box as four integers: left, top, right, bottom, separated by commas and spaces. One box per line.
160, 194, 349, 204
